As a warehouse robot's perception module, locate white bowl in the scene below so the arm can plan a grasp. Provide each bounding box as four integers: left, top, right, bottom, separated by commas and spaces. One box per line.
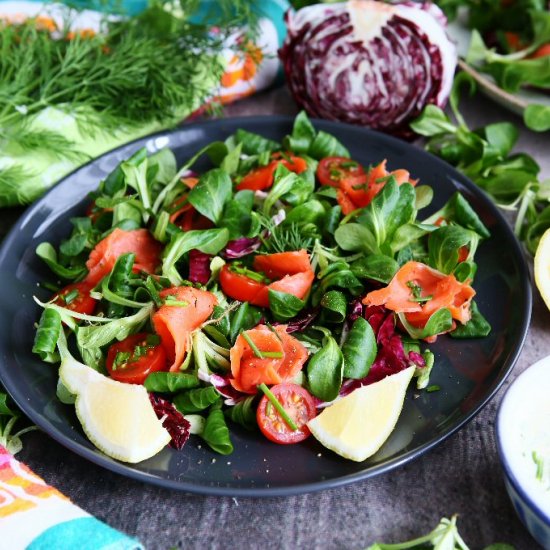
497, 356, 550, 549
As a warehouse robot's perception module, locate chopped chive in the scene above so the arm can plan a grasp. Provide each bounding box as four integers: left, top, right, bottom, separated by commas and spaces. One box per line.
351, 183, 367, 191
241, 331, 264, 359
533, 451, 545, 481
133, 345, 147, 359
144, 277, 163, 307
113, 351, 131, 370
410, 295, 433, 303
63, 289, 79, 304
329, 168, 341, 180
261, 351, 284, 359
230, 264, 270, 284
426, 385, 440, 393
406, 280, 433, 304
164, 296, 189, 307
258, 383, 298, 431
340, 160, 359, 168
278, 151, 293, 163
266, 323, 283, 342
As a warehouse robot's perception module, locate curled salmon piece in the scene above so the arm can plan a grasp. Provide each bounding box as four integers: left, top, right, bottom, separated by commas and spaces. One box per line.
363, 261, 475, 328
85, 228, 161, 286
152, 286, 218, 372
230, 325, 308, 394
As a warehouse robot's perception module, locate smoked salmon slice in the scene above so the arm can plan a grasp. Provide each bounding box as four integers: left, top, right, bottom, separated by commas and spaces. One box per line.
85, 228, 161, 285
253, 249, 312, 279
363, 261, 475, 328
152, 286, 218, 372
230, 325, 308, 393
337, 160, 417, 215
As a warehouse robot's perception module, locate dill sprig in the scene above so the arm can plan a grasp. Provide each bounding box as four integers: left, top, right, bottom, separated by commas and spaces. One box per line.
0, 165, 40, 206
0, 0, 260, 199
258, 214, 317, 254
1, 124, 88, 162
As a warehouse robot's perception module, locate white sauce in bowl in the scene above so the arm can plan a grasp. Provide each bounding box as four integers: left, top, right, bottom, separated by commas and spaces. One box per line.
498, 356, 550, 519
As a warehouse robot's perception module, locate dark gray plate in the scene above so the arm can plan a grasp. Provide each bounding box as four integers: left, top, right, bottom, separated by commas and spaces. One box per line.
0, 116, 531, 496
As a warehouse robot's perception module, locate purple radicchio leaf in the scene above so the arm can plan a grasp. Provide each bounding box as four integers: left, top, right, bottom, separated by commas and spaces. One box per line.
149, 393, 190, 450
275, 306, 320, 333
188, 249, 211, 284
336, 306, 427, 396
348, 299, 364, 323
203, 372, 247, 406
224, 237, 262, 259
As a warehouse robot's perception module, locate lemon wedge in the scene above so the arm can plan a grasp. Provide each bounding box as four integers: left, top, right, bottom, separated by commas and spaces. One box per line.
307, 367, 415, 462
59, 357, 171, 463
535, 228, 550, 311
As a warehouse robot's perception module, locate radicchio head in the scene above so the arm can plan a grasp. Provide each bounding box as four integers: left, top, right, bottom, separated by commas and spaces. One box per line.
279, 1, 457, 138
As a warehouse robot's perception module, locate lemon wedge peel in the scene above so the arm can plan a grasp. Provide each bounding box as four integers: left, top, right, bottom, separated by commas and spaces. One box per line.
59, 356, 171, 464
535, 228, 550, 311
307, 366, 415, 462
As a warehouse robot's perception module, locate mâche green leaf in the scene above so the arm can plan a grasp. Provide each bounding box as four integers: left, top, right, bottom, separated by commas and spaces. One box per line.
342, 318, 377, 379
307, 329, 344, 402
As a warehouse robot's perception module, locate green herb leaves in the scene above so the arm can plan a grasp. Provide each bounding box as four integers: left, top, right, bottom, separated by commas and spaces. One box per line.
189, 169, 233, 224
411, 74, 548, 253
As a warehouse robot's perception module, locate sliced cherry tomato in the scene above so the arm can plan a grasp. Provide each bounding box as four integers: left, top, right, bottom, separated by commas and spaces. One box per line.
236, 153, 307, 191
316, 157, 365, 187
219, 262, 314, 308
237, 164, 278, 192
106, 332, 168, 384
169, 190, 213, 232
52, 282, 97, 315
256, 383, 316, 444
530, 43, 550, 58
458, 246, 469, 263
219, 264, 269, 305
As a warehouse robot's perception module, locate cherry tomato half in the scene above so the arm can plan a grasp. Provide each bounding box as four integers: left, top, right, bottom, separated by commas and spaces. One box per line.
219, 264, 268, 305
316, 157, 365, 187
52, 282, 97, 315
106, 332, 168, 385
236, 153, 308, 191
256, 383, 316, 444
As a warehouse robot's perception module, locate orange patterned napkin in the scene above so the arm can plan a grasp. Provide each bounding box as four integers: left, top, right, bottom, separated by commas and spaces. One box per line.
0, 445, 141, 550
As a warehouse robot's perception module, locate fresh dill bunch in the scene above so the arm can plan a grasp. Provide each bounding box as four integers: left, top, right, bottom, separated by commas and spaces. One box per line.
0, 0, 260, 172
0, 0, 262, 206
0, 165, 41, 206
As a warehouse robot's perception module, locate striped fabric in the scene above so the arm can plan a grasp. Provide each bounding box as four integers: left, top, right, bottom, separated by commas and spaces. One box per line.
0, 446, 142, 550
